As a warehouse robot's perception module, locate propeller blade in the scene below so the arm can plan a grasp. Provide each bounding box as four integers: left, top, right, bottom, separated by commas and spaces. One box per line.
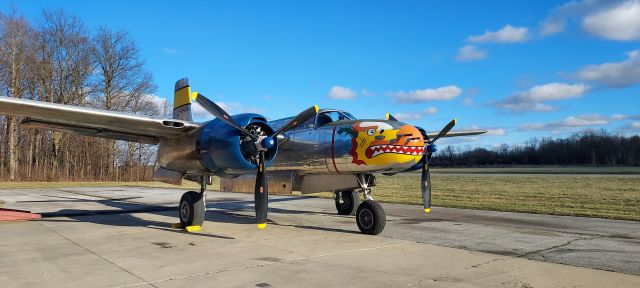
255, 150, 268, 228
421, 159, 431, 213
194, 93, 258, 141
272, 105, 318, 137
430, 118, 457, 143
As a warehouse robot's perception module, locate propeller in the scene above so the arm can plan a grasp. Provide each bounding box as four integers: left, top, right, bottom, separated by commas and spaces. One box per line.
421, 118, 456, 213
194, 92, 318, 228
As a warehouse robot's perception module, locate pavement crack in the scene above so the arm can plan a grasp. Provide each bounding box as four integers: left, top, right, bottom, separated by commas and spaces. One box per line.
468, 258, 504, 269
37, 221, 158, 288
518, 236, 598, 259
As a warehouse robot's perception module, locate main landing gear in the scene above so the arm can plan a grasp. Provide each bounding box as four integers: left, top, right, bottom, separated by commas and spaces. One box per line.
178, 176, 208, 231
334, 174, 386, 235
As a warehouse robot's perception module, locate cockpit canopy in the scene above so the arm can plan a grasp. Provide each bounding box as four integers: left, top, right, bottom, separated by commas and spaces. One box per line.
269, 109, 356, 131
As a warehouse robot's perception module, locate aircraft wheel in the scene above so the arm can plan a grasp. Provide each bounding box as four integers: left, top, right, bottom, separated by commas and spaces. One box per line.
356, 200, 386, 235
179, 191, 205, 227
335, 190, 360, 215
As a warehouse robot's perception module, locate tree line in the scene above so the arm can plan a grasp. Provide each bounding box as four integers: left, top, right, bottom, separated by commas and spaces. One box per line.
432, 129, 640, 167
0, 9, 170, 181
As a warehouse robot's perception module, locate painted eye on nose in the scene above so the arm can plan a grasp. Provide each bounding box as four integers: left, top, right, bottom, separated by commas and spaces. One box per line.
367, 128, 375, 136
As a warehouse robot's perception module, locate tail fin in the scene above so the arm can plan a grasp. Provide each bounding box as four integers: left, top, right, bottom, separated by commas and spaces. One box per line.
173, 78, 193, 121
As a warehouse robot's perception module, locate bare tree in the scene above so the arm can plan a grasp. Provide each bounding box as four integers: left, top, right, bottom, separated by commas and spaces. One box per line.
90, 26, 156, 179
0, 11, 33, 180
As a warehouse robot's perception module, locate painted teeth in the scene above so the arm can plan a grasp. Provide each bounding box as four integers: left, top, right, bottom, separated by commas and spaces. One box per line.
368, 145, 424, 157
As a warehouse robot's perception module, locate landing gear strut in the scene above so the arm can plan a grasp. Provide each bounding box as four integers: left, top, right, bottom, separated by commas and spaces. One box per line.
353, 174, 386, 235
178, 176, 208, 228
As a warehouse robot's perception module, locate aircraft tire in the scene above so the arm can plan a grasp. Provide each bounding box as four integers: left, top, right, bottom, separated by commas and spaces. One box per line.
179, 191, 205, 227
335, 190, 360, 215
356, 200, 386, 235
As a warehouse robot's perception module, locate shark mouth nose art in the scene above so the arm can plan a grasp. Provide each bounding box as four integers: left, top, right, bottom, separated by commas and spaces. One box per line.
365, 145, 424, 158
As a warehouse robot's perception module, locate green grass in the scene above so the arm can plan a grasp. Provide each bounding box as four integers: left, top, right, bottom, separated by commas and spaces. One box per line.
1, 170, 638, 221
313, 174, 640, 221
430, 166, 640, 175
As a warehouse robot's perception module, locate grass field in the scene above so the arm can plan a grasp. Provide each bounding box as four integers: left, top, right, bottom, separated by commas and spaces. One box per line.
1, 168, 638, 221
430, 166, 640, 175
371, 174, 640, 221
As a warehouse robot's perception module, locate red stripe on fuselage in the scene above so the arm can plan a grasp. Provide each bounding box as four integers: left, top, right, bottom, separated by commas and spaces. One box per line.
331, 125, 340, 173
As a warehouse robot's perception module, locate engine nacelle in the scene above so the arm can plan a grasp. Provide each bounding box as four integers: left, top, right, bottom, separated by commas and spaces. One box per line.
198, 113, 278, 177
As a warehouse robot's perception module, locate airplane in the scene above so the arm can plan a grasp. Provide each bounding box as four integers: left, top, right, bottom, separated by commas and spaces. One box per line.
0, 78, 486, 235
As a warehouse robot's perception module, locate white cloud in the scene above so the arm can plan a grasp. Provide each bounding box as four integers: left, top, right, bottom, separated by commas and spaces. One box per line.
512, 83, 590, 102
540, 18, 566, 36
162, 48, 179, 54
456, 45, 487, 62
391, 86, 462, 103
519, 114, 613, 131
575, 49, 640, 87
582, 0, 640, 41
393, 112, 423, 121
191, 102, 211, 119
468, 25, 529, 43
328, 86, 357, 99
538, 0, 589, 36
148, 94, 169, 108
496, 102, 557, 113
147, 94, 172, 118
393, 107, 438, 121
462, 88, 479, 106
494, 83, 590, 113
618, 121, 640, 135
540, 0, 640, 40
486, 128, 507, 136
424, 107, 438, 115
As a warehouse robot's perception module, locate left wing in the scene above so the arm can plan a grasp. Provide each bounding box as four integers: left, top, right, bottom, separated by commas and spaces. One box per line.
0, 96, 200, 144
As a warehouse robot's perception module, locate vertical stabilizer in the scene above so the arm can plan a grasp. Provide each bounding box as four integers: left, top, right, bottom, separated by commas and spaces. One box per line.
173, 78, 193, 121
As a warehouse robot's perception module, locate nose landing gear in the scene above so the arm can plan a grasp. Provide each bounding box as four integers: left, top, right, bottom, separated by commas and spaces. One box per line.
334, 174, 387, 235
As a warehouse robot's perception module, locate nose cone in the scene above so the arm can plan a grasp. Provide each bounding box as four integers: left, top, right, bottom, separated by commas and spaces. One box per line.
345, 121, 424, 172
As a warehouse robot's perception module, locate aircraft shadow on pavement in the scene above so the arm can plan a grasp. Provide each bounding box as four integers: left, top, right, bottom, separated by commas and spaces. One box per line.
26, 193, 357, 236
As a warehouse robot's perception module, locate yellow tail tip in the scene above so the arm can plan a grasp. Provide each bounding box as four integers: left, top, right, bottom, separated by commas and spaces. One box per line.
385, 113, 390, 120
314, 105, 319, 113
453, 118, 457, 125
424, 208, 431, 213
191, 92, 199, 101
185, 225, 202, 232
257, 223, 267, 229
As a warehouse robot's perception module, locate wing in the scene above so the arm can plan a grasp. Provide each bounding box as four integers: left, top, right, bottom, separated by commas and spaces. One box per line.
425, 129, 487, 139
0, 96, 200, 144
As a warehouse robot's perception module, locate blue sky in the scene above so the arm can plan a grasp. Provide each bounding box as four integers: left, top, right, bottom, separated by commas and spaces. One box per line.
3, 0, 640, 148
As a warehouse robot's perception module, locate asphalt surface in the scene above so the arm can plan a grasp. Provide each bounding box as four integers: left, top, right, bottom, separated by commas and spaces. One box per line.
1, 186, 639, 288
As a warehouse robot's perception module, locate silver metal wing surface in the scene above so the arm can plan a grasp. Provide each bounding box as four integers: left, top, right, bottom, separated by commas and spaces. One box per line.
0, 96, 200, 144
